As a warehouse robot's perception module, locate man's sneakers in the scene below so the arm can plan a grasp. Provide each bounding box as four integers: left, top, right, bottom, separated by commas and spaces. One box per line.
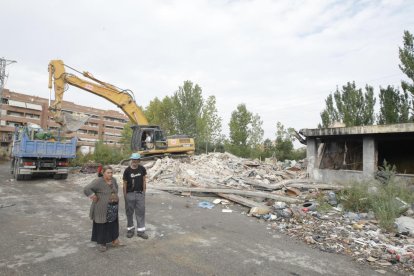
137, 231, 149, 239
127, 229, 148, 239
126, 229, 134, 238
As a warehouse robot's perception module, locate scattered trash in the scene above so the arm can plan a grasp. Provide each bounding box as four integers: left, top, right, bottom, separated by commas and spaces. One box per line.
273, 202, 287, 210
222, 209, 233, 213
344, 212, 360, 221
302, 202, 317, 211
275, 208, 293, 218
213, 199, 222, 204
285, 187, 301, 197
327, 191, 337, 206
249, 206, 272, 216
198, 201, 215, 209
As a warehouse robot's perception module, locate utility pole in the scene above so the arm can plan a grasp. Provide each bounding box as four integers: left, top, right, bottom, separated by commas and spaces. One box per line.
0, 57, 17, 103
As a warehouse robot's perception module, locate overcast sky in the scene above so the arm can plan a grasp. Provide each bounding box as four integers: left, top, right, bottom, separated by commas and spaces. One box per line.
2, 0, 413, 140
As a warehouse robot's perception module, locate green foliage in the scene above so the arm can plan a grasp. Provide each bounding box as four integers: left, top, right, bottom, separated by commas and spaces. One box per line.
320, 82, 376, 127
198, 95, 223, 153
69, 151, 94, 167
320, 94, 338, 128
316, 193, 333, 213
340, 164, 414, 231
71, 141, 127, 167
144, 97, 177, 136
119, 121, 133, 155
172, 81, 204, 139
377, 86, 411, 124
290, 147, 306, 160
227, 104, 253, 158
93, 141, 125, 165
339, 181, 371, 213
274, 122, 294, 161
399, 30, 414, 96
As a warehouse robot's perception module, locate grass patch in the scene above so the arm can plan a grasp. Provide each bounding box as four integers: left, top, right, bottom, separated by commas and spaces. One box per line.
316, 193, 333, 213
339, 163, 414, 231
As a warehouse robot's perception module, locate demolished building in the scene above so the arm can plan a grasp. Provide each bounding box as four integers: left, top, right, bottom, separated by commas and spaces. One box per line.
300, 123, 414, 184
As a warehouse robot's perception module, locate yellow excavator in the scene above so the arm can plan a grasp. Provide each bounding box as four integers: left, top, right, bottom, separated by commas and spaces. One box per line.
48, 60, 195, 158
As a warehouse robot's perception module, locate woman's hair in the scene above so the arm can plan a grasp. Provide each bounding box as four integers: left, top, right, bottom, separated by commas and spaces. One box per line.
102, 165, 113, 173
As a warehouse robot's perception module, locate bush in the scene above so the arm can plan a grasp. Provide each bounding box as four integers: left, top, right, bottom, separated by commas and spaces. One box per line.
70, 141, 130, 166
339, 181, 371, 213
339, 164, 414, 231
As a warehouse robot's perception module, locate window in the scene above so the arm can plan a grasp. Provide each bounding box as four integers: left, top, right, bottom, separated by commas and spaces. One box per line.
7, 111, 24, 117
318, 139, 363, 171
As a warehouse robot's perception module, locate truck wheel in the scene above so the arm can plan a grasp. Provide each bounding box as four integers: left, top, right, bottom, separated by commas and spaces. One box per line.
53, 174, 61, 180
60, 174, 68, 179
10, 159, 15, 175
14, 167, 24, 181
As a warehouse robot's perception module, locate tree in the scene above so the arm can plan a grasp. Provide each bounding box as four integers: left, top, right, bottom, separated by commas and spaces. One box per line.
274, 122, 294, 161
248, 113, 264, 158
399, 30, 414, 96
119, 121, 133, 154
377, 85, 410, 124
199, 95, 222, 153
144, 96, 177, 136
262, 138, 275, 158
172, 81, 203, 139
227, 104, 252, 157
320, 94, 338, 128
320, 82, 376, 127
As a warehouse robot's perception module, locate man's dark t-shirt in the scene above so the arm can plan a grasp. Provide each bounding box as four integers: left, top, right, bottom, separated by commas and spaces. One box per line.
123, 165, 147, 192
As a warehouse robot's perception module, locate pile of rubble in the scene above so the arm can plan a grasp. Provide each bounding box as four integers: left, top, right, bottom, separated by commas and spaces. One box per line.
144, 152, 414, 274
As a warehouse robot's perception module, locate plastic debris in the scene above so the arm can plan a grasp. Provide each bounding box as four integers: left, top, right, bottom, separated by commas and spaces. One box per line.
198, 201, 215, 209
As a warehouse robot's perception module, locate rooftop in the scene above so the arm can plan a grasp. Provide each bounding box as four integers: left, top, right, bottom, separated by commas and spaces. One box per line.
300, 123, 414, 137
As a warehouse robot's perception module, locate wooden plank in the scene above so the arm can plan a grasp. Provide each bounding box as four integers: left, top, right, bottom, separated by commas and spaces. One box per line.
240, 178, 275, 191
217, 193, 263, 208
287, 183, 344, 190
153, 187, 301, 203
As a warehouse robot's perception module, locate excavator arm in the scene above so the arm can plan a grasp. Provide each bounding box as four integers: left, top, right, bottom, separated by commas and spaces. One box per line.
48, 60, 148, 126
47, 59, 195, 157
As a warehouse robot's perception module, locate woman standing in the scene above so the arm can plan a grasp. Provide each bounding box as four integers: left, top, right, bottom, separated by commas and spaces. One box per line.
84, 165, 122, 252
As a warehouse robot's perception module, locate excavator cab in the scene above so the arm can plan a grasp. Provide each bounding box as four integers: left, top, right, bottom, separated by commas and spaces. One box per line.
130, 125, 167, 152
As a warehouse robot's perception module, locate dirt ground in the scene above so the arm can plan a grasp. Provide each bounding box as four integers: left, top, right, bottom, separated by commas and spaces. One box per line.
0, 161, 397, 276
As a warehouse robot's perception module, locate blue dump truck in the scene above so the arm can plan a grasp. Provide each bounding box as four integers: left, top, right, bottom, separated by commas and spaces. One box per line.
10, 126, 77, 180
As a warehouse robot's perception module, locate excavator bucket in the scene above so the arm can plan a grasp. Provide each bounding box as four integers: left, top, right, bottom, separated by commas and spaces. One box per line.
62, 112, 90, 133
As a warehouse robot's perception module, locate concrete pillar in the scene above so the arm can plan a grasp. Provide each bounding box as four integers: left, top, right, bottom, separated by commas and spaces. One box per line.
306, 138, 317, 179
363, 136, 377, 178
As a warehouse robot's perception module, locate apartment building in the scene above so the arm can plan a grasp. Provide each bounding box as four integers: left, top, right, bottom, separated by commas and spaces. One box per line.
0, 89, 129, 155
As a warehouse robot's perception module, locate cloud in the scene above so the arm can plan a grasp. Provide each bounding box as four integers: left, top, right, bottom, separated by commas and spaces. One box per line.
2, 0, 413, 141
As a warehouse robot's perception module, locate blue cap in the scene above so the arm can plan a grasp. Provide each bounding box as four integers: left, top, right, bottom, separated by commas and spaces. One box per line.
130, 153, 141, 160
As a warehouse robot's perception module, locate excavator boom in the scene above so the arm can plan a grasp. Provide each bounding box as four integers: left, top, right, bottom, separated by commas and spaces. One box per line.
48, 60, 195, 157
48, 60, 148, 125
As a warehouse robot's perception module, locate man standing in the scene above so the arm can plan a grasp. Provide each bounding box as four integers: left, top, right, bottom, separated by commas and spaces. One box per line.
123, 153, 148, 239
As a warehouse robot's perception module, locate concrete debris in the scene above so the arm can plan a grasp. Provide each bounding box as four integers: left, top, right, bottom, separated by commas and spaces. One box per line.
141, 152, 413, 273
395, 216, 414, 236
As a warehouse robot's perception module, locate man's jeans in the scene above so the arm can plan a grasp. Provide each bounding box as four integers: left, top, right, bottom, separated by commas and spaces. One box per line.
125, 192, 145, 232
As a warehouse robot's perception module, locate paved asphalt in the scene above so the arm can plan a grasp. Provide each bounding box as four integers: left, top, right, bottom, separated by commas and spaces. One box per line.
0, 161, 395, 276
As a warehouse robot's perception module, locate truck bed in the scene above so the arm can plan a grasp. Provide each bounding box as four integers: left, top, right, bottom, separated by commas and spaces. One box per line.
12, 133, 77, 158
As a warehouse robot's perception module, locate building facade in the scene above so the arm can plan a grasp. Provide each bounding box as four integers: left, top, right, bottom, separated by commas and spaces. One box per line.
300, 123, 414, 184
0, 89, 128, 155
